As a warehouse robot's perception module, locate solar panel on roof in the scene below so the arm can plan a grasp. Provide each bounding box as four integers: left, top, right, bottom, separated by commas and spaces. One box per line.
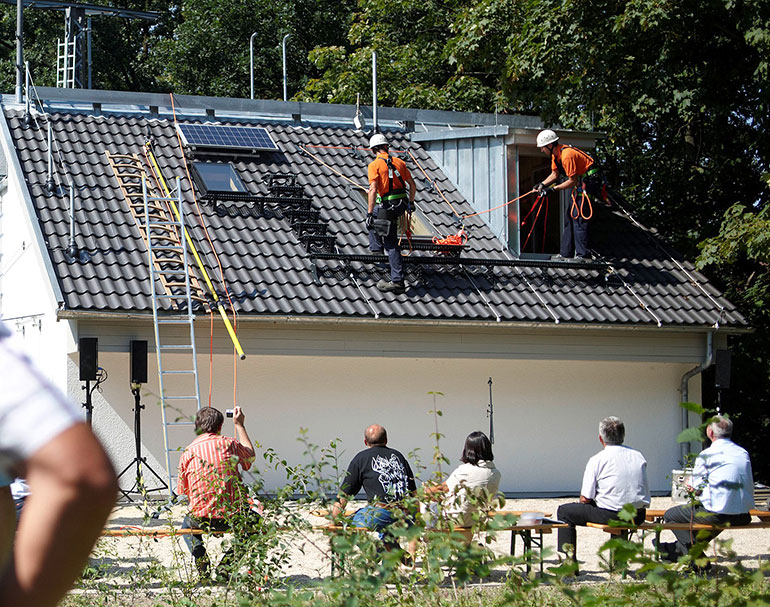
176, 123, 279, 152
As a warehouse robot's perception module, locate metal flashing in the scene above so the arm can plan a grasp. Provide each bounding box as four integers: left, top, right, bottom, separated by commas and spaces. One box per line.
411, 125, 510, 142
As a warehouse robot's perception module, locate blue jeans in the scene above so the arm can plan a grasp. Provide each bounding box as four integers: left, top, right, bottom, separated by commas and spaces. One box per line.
351, 505, 395, 535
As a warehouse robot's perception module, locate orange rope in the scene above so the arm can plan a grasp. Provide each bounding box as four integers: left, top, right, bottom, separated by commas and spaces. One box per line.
570, 189, 593, 220
406, 150, 462, 219
463, 189, 538, 219
298, 145, 368, 191
209, 312, 214, 407
169, 93, 241, 402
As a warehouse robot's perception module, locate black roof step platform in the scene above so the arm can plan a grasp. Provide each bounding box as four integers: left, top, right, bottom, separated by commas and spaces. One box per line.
269, 184, 306, 198
260, 195, 313, 211
294, 221, 327, 236
284, 208, 321, 224
267, 174, 304, 197
300, 233, 337, 254
310, 252, 608, 271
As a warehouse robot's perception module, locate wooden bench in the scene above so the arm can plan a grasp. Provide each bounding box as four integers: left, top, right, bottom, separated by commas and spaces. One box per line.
584, 517, 770, 573
644, 509, 770, 522
316, 511, 567, 576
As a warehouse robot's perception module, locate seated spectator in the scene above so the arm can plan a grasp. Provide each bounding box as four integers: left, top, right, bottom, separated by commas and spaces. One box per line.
177, 406, 259, 581
557, 416, 649, 563
331, 424, 416, 549
424, 431, 502, 528
659, 415, 753, 564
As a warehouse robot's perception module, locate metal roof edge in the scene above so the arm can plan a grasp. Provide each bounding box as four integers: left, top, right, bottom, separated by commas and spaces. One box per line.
12, 88, 555, 131
55, 310, 752, 334
0, 106, 65, 305
411, 125, 510, 142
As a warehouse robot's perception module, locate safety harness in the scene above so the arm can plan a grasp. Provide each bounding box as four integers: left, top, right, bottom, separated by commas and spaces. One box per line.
377, 154, 410, 216
552, 145, 608, 220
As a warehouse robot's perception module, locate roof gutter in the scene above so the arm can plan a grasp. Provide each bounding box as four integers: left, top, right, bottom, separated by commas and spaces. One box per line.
55, 309, 752, 334
679, 330, 715, 465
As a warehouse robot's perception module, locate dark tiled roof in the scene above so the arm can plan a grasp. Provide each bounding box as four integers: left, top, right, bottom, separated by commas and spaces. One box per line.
3, 107, 746, 328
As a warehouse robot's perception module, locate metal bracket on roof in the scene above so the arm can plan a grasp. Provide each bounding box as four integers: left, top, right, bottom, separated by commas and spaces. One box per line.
311, 259, 320, 284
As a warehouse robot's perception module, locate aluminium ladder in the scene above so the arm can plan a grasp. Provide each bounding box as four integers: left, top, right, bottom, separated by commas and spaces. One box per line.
106, 152, 205, 497
142, 177, 203, 498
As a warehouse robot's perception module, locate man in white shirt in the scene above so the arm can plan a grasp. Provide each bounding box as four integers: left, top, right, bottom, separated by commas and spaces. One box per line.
556, 416, 650, 561
660, 415, 753, 561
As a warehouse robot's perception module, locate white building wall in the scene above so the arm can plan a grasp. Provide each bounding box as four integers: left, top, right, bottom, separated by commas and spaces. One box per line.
0, 167, 73, 394
75, 320, 707, 496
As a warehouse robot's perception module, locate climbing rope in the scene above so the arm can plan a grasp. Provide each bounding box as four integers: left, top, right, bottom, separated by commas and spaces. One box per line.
297, 145, 368, 191
462, 189, 538, 219
570, 188, 593, 220
432, 229, 468, 247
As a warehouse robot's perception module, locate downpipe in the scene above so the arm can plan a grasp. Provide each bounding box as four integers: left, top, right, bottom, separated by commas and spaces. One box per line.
679, 331, 714, 464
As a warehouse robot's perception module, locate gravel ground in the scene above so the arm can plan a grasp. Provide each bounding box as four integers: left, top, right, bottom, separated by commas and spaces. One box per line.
85, 496, 770, 591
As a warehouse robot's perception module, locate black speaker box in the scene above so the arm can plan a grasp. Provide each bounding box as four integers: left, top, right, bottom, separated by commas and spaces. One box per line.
130, 340, 148, 384
715, 349, 732, 389
79, 337, 98, 381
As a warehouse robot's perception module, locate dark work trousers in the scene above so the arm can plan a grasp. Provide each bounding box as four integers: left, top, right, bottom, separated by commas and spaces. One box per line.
663, 504, 750, 558
368, 206, 404, 282
557, 502, 646, 558
560, 200, 590, 258
182, 511, 261, 573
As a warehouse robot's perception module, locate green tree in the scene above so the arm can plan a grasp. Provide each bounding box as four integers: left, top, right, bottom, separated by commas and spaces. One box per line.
151, 0, 355, 99
300, 0, 519, 111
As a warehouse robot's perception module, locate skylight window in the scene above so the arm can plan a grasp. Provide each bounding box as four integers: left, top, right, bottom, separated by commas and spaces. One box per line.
191, 162, 247, 195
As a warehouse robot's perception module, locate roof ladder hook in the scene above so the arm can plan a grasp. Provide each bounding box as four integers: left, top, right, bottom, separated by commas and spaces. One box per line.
66, 184, 79, 261
349, 269, 379, 319
45, 121, 55, 194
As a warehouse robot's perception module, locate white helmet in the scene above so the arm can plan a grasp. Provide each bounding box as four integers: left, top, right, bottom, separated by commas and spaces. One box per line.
369, 133, 388, 149
536, 129, 559, 147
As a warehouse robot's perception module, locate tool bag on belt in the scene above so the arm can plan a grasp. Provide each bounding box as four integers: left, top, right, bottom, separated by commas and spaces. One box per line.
377, 155, 409, 218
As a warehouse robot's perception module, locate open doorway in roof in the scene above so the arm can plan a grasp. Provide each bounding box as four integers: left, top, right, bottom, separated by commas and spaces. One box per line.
510, 148, 561, 256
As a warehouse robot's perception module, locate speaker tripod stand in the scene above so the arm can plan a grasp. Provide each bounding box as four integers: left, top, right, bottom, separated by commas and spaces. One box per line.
117, 385, 168, 502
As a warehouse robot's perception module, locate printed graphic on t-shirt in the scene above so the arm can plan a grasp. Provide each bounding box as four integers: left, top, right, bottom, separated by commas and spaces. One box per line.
371, 454, 408, 501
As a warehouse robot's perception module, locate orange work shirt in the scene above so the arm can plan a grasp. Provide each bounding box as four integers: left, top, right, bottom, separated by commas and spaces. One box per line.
368, 152, 412, 195
551, 145, 594, 179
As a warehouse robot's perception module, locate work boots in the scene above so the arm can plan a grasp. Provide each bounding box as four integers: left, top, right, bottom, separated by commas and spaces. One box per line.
376, 279, 406, 294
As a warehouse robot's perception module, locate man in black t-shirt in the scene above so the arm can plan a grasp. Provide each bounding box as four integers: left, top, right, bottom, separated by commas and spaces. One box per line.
331, 424, 416, 535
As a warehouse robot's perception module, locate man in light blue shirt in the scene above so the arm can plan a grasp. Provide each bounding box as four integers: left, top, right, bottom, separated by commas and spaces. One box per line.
661, 415, 754, 560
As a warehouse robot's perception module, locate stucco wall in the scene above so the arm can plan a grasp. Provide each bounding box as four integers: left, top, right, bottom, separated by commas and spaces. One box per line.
0, 166, 72, 390
84, 343, 702, 497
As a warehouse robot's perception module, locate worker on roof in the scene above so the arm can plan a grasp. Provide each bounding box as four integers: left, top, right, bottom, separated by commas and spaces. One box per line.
366, 133, 416, 295
535, 129, 603, 262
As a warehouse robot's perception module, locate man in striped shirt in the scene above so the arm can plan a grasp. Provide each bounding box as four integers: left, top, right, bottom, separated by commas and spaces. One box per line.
177, 406, 256, 580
